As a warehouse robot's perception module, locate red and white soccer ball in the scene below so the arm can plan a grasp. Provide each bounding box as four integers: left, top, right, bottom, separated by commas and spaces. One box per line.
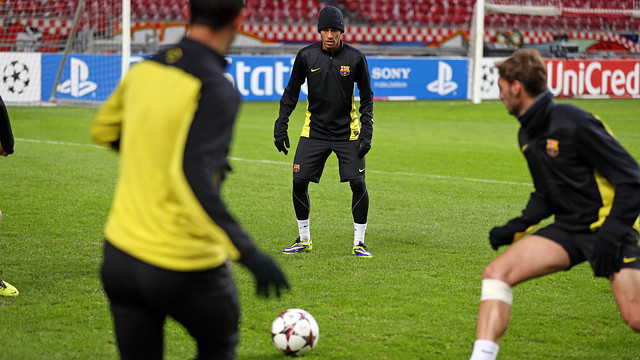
271, 308, 319, 356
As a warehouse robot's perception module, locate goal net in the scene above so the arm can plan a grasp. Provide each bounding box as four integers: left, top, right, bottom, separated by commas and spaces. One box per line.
469, 0, 640, 103
0, 0, 135, 105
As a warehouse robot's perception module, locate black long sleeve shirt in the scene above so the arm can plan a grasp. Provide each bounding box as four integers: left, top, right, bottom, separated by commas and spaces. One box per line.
91, 38, 256, 271
275, 41, 374, 141
0, 95, 14, 154
515, 90, 640, 236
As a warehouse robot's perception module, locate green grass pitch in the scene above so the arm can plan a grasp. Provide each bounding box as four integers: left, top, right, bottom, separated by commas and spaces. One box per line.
1, 99, 639, 359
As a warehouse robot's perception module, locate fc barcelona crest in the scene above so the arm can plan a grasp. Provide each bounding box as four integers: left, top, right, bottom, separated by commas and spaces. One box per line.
340, 65, 350, 76
546, 139, 559, 157
293, 164, 301, 173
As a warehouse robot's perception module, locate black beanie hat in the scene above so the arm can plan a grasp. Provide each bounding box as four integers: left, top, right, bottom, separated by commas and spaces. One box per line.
317, 6, 344, 33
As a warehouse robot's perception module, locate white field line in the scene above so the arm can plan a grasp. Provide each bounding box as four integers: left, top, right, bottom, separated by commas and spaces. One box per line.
17, 138, 532, 187
229, 157, 531, 186
17, 138, 102, 148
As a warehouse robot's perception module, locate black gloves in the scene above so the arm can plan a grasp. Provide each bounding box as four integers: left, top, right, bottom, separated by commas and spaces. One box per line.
240, 250, 289, 298
489, 218, 531, 251
590, 218, 625, 278
358, 123, 373, 159
274, 132, 290, 155
357, 138, 371, 158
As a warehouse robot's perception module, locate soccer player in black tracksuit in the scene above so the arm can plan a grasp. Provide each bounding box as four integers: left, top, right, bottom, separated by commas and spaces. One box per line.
274, 6, 375, 257
470, 49, 640, 360
0, 94, 19, 297
92, 1, 288, 359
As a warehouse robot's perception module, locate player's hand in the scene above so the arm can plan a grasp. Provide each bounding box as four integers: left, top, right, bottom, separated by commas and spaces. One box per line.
357, 138, 371, 158
591, 240, 621, 278
240, 250, 290, 298
488, 218, 529, 250
489, 225, 516, 250
274, 133, 290, 155
590, 224, 624, 278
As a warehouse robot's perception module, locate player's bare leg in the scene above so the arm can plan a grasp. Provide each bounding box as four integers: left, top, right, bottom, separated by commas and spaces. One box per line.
471, 235, 570, 359
611, 268, 640, 332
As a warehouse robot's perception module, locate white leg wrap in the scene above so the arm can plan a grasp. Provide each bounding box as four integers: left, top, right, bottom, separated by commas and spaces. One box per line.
480, 279, 513, 305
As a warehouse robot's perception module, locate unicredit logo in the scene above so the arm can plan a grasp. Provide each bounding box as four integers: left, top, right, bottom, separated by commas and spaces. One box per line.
427, 61, 458, 96
57, 57, 97, 98
546, 60, 640, 97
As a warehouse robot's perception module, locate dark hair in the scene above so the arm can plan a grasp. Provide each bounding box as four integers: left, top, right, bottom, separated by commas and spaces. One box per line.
496, 49, 547, 96
189, 0, 245, 30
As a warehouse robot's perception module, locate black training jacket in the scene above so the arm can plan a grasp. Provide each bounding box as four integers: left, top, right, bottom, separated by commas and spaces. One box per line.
0, 95, 14, 154
514, 90, 640, 236
92, 38, 256, 271
275, 41, 374, 141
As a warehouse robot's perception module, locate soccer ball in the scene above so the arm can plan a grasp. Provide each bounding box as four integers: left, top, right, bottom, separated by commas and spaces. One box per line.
271, 308, 319, 356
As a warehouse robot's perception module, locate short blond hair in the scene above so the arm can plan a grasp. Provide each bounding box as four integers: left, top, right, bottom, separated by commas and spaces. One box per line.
496, 49, 547, 96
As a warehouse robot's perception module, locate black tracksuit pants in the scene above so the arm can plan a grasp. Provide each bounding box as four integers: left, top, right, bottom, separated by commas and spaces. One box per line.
100, 241, 239, 360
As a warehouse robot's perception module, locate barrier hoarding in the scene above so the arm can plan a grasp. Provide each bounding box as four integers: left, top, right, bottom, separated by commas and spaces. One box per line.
2, 53, 637, 103
481, 57, 640, 99
224, 56, 469, 101
224, 56, 304, 101
36, 54, 470, 102
0, 53, 42, 103
41, 54, 142, 103
368, 57, 468, 100
547, 59, 640, 98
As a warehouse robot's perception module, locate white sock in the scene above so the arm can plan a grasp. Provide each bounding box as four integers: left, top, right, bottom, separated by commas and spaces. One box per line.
354, 222, 367, 246
470, 340, 499, 360
297, 219, 310, 242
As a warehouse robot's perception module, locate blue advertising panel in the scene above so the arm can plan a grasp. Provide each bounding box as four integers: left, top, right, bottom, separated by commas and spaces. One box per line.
41, 54, 148, 102
224, 55, 302, 101
367, 57, 468, 100
225, 55, 468, 101
42, 54, 121, 102
39, 54, 468, 102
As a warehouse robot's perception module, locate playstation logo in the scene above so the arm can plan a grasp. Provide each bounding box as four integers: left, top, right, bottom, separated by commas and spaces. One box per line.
57, 57, 97, 98
427, 61, 458, 96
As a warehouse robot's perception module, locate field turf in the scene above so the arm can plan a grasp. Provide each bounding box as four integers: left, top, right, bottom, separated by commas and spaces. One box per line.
1, 99, 639, 359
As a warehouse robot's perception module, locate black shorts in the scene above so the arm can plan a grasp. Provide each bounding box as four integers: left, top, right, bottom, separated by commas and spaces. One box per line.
292, 137, 365, 183
535, 224, 640, 271
100, 241, 239, 360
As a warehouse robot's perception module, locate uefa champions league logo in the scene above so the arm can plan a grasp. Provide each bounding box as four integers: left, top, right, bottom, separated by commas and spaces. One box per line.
481, 64, 499, 94
2, 60, 31, 95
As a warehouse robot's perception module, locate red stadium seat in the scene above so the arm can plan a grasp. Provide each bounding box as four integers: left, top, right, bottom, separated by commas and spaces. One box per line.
7, 22, 26, 35
39, 33, 62, 53
0, 32, 17, 51
346, 0, 358, 12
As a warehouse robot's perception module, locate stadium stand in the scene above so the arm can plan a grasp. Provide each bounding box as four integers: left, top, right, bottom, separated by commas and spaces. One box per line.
2, 0, 638, 30
0, 0, 639, 53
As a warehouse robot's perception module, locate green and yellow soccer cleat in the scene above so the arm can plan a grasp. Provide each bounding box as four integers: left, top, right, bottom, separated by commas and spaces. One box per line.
352, 242, 372, 257
283, 238, 312, 254
0, 279, 19, 297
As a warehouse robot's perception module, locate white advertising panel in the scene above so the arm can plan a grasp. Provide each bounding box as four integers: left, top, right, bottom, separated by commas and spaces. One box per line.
0, 52, 42, 103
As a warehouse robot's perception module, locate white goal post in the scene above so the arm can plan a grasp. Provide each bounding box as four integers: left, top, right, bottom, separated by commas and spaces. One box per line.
471, 0, 565, 104
48, 0, 132, 104
470, 0, 640, 104
0, 0, 133, 105
48, 0, 131, 102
